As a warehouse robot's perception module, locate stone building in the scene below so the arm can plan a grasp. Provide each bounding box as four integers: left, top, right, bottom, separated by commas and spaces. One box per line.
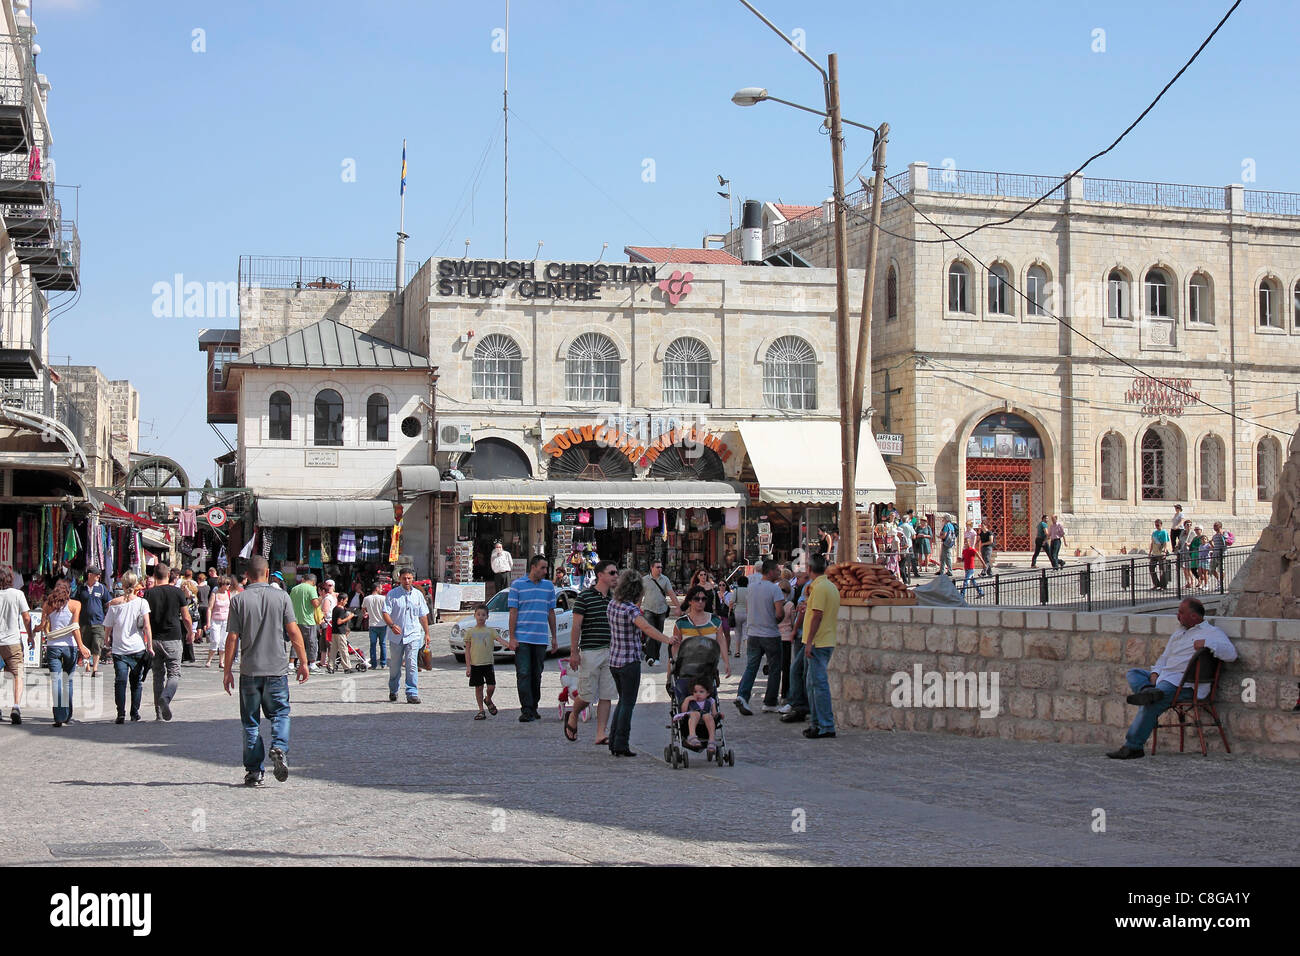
746, 163, 1300, 552
50, 365, 138, 487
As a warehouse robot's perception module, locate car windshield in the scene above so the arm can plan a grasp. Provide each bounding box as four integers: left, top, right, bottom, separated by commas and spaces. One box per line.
483, 587, 566, 613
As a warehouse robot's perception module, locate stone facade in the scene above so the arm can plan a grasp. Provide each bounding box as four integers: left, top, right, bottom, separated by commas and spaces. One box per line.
751, 165, 1300, 552
51, 365, 138, 487
830, 604, 1300, 759
1223, 424, 1300, 618
235, 287, 400, 356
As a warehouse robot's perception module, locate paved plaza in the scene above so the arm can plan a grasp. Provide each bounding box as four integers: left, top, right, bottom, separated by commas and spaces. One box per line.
3, 623, 1296, 867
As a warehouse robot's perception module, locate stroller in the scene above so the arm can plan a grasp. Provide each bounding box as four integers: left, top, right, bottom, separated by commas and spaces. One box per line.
664, 636, 735, 769
323, 635, 369, 673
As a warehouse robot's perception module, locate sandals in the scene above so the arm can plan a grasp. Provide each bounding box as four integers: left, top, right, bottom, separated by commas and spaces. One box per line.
593, 737, 608, 746
486, 701, 498, 716
474, 712, 487, 720
564, 714, 578, 741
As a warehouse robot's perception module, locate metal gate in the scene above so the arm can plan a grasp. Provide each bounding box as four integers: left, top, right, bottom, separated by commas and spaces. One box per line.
967, 459, 1035, 551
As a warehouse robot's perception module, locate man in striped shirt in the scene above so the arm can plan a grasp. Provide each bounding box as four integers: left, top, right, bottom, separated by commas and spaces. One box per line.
566, 559, 618, 743
508, 555, 558, 722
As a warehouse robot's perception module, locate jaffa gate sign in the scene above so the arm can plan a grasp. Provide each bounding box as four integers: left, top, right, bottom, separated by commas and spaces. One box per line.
436, 259, 658, 301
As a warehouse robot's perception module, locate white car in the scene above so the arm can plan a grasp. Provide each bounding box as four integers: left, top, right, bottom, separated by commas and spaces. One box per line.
448, 587, 577, 662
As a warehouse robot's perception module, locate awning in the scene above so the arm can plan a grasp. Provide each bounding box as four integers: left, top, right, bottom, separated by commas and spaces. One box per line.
737, 421, 895, 505
886, 461, 928, 487
257, 498, 395, 528
471, 497, 550, 515
395, 466, 458, 495
450, 478, 744, 509
140, 529, 171, 551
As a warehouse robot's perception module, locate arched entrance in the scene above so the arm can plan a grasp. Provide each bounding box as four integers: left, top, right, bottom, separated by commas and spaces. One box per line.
963, 412, 1045, 551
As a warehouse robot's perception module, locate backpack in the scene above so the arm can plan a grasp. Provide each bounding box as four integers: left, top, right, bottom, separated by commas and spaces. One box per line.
1222, 530, 1235, 546
941, 523, 956, 545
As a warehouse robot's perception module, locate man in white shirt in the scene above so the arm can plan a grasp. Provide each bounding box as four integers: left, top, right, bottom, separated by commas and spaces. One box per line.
1170, 505, 1188, 551
1107, 597, 1237, 759
0, 567, 34, 724
490, 542, 513, 596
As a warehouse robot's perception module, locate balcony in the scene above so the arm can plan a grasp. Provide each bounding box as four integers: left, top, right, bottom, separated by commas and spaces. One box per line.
3, 195, 57, 242
27, 219, 79, 292
0, 313, 40, 380
0, 36, 36, 153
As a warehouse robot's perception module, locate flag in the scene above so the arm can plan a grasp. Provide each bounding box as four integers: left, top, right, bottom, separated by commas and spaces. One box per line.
400, 139, 407, 196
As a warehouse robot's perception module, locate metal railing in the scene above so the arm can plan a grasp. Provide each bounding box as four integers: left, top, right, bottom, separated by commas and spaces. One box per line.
1242, 189, 1300, 216
0, 309, 39, 352
0, 35, 37, 113
927, 545, 1254, 611
923, 168, 1067, 201
1082, 177, 1224, 210
2, 194, 58, 226
238, 255, 421, 292
1, 380, 49, 415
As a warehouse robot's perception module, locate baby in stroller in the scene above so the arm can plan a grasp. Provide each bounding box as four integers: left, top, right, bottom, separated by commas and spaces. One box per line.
665, 635, 734, 768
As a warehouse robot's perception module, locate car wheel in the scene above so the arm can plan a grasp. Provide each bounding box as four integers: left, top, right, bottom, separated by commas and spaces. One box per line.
453, 653, 465, 663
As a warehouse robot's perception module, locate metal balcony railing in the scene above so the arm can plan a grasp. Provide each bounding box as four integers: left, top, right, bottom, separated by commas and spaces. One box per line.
0, 380, 49, 416
2, 194, 59, 237
238, 255, 421, 292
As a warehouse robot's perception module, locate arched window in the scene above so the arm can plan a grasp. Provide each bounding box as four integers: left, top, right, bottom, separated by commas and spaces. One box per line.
1258, 436, 1281, 501
1100, 432, 1126, 500
1140, 425, 1183, 500
1144, 268, 1170, 317
1107, 269, 1128, 319
1199, 435, 1225, 501
269, 391, 291, 441
472, 333, 523, 401
313, 388, 343, 446
1259, 277, 1282, 328
948, 262, 970, 313
1293, 281, 1300, 329
987, 263, 1012, 314
763, 335, 817, 410
366, 393, 389, 442
886, 265, 898, 321
565, 333, 620, 403
1189, 272, 1213, 324
1026, 264, 1050, 316
663, 337, 711, 405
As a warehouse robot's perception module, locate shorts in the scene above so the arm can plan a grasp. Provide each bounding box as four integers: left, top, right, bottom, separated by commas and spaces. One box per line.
0, 644, 24, 678
82, 624, 105, 654
468, 664, 496, 687
577, 645, 616, 701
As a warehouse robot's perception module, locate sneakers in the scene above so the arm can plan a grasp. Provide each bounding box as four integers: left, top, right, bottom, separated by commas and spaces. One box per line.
159, 699, 172, 721
269, 747, 289, 782
802, 727, 836, 739
780, 710, 808, 723
1106, 746, 1145, 760
115, 715, 125, 725
244, 770, 265, 787
1126, 688, 1165, 706
734, 697, 752, 716
9, 708, 19, 725
777, 703, 793, 714
406, 696, 421, 704
389, 693, 398, 702
761, 704, 782, 713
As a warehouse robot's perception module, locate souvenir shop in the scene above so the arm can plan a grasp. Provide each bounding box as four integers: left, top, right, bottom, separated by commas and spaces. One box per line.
250, 498, 400, 595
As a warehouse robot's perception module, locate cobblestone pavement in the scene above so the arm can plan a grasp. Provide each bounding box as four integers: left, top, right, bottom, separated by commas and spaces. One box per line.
2, 624, 1296, 866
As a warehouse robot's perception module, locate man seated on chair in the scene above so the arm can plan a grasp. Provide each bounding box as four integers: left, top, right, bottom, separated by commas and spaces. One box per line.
1106, 597, 1237, 760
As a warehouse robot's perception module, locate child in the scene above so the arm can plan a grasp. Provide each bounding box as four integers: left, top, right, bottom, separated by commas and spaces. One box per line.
677, 681, 720, 753
328, 599, 355, 672
960, 544, 986, 599
464, 605, 507, 719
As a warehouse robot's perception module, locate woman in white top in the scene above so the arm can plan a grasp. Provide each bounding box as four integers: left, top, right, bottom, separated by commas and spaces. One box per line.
104, 572, 153, 724
320, 580, 338, 666
204, 577, 232, 668
42, 580, 88, 728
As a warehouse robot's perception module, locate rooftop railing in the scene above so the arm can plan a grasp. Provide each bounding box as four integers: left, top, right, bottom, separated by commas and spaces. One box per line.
238, 255, 422, 292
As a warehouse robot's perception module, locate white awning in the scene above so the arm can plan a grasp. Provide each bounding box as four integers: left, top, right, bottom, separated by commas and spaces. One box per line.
547, 480, 743, 509
257, 498, 395, 528
737, 421, 895, 505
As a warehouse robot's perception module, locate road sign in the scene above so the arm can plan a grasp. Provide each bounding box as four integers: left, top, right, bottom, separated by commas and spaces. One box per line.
206, 506, 228, 528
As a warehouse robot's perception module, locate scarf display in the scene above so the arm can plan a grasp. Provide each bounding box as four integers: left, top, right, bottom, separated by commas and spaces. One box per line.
320, 529, 332, 564
387, 522, 402, 563
358, 531, 380, 561
336, 529, 356, 563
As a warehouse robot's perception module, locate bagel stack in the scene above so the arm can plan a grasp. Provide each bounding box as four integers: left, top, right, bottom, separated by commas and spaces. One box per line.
825, 562, 915, 605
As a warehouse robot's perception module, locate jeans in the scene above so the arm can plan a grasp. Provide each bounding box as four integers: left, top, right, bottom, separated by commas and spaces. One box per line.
961, 569, 985, 597
609, 659, 641, 752
787, 637, 809, 711
1048, 539, 1062, 570
152, 639, 182, 714
369, 626, 388, 668
938, 543, 953, 574
389, 640, 420, 700
1124, 668, 1186, 750
112, 651, 147, 718
805, 644, 836, 733
240, 674, 290, 773
47, 645, 77, 723
1149, 556, 1167, 589
979, 544, 993, 574
514, 642, 548, 716
736, 634, 781, 706
779, 640, 792, 699
1030, 538, 1046, 566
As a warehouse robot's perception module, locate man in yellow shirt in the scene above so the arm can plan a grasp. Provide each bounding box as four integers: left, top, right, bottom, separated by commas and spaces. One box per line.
802, 553, 840, 739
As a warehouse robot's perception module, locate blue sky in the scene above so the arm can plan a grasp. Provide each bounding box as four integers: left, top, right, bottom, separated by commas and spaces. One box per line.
35, 0, 1292, 488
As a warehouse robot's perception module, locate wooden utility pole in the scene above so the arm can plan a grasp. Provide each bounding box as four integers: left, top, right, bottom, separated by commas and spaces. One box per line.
826, 53, 856, 561
851, 124, 889, 463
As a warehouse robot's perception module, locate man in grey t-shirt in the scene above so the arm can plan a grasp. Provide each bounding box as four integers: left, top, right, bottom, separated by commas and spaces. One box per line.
223, 557, 308, 787
639, 560, 678, 666
735, 560, 785, 715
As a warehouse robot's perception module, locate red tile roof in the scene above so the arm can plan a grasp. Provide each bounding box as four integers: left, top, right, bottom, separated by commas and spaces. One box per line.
624, 246, 741, 265
773, 203, 819, 221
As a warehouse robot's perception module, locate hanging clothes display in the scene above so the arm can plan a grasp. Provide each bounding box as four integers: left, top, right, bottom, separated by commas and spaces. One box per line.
239, 534, 257, 560
262, 529, 273, 560
725, 507, 740, 530
387, 522, 402, 563
644, 508, 659, 530
335, 529, 356, 563
358, 531, 380, 561
217, 546, 228, 569
593, 508, 608, 530
177, 509, 198, 537
62, 522, 80, 562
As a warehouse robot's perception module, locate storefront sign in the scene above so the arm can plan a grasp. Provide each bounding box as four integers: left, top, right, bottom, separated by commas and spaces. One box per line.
1124, 376, 1199, 416
305, 449, 338, 467
965, 489, 982, 527
435, 259, 657, 301
0, 528, 11, 571
875, 433, 903, 456
542, 422, 733, 466
746, 482, 761, 504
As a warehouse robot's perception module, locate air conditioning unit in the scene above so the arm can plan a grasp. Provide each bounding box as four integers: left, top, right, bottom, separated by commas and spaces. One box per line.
437, 421, 475, 453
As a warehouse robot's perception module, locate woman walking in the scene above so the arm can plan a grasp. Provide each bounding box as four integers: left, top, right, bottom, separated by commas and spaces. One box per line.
103, 572, 152, 724
42, 580, 89, 727
606, 570, 676, 757
204, 576, 232, 667
914, 519, 933, 570
728, 574, 749, 660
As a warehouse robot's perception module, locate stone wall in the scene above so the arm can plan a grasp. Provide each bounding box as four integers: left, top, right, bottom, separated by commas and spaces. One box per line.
237, 287, 400, 355
829, 604, 1300, 760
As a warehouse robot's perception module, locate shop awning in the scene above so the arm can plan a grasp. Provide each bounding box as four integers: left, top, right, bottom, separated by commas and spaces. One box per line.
140, 529, 171, 551
737, 421, 895, 505
886, 461, 928, 487
546, 480, 743, 509
394, 466, 457, 495
256, 498, 395, 528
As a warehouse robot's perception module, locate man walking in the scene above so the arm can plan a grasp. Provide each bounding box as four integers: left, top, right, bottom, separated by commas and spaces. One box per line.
937, 515, 957, 576
289, 569, 321, 671
143, 564, 191, 721
639, 560, 678, 666
490, 541, 513, 596
508, 555, 558, 722
223, 557, 309, 787
1148, 519, 1170, 590
734, 560, 784, 716
1047, 515, 1067, 570
566, 559, 618, 744
383, 568, 431, 704
779, 568, 811, 724
76, 567, 111, 679
0, 567, 34, 725
802, 552, 840, 739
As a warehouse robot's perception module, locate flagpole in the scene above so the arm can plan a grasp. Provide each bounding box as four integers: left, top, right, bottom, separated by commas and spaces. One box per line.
503, 0, 509, 259
397, 138, 408, 340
